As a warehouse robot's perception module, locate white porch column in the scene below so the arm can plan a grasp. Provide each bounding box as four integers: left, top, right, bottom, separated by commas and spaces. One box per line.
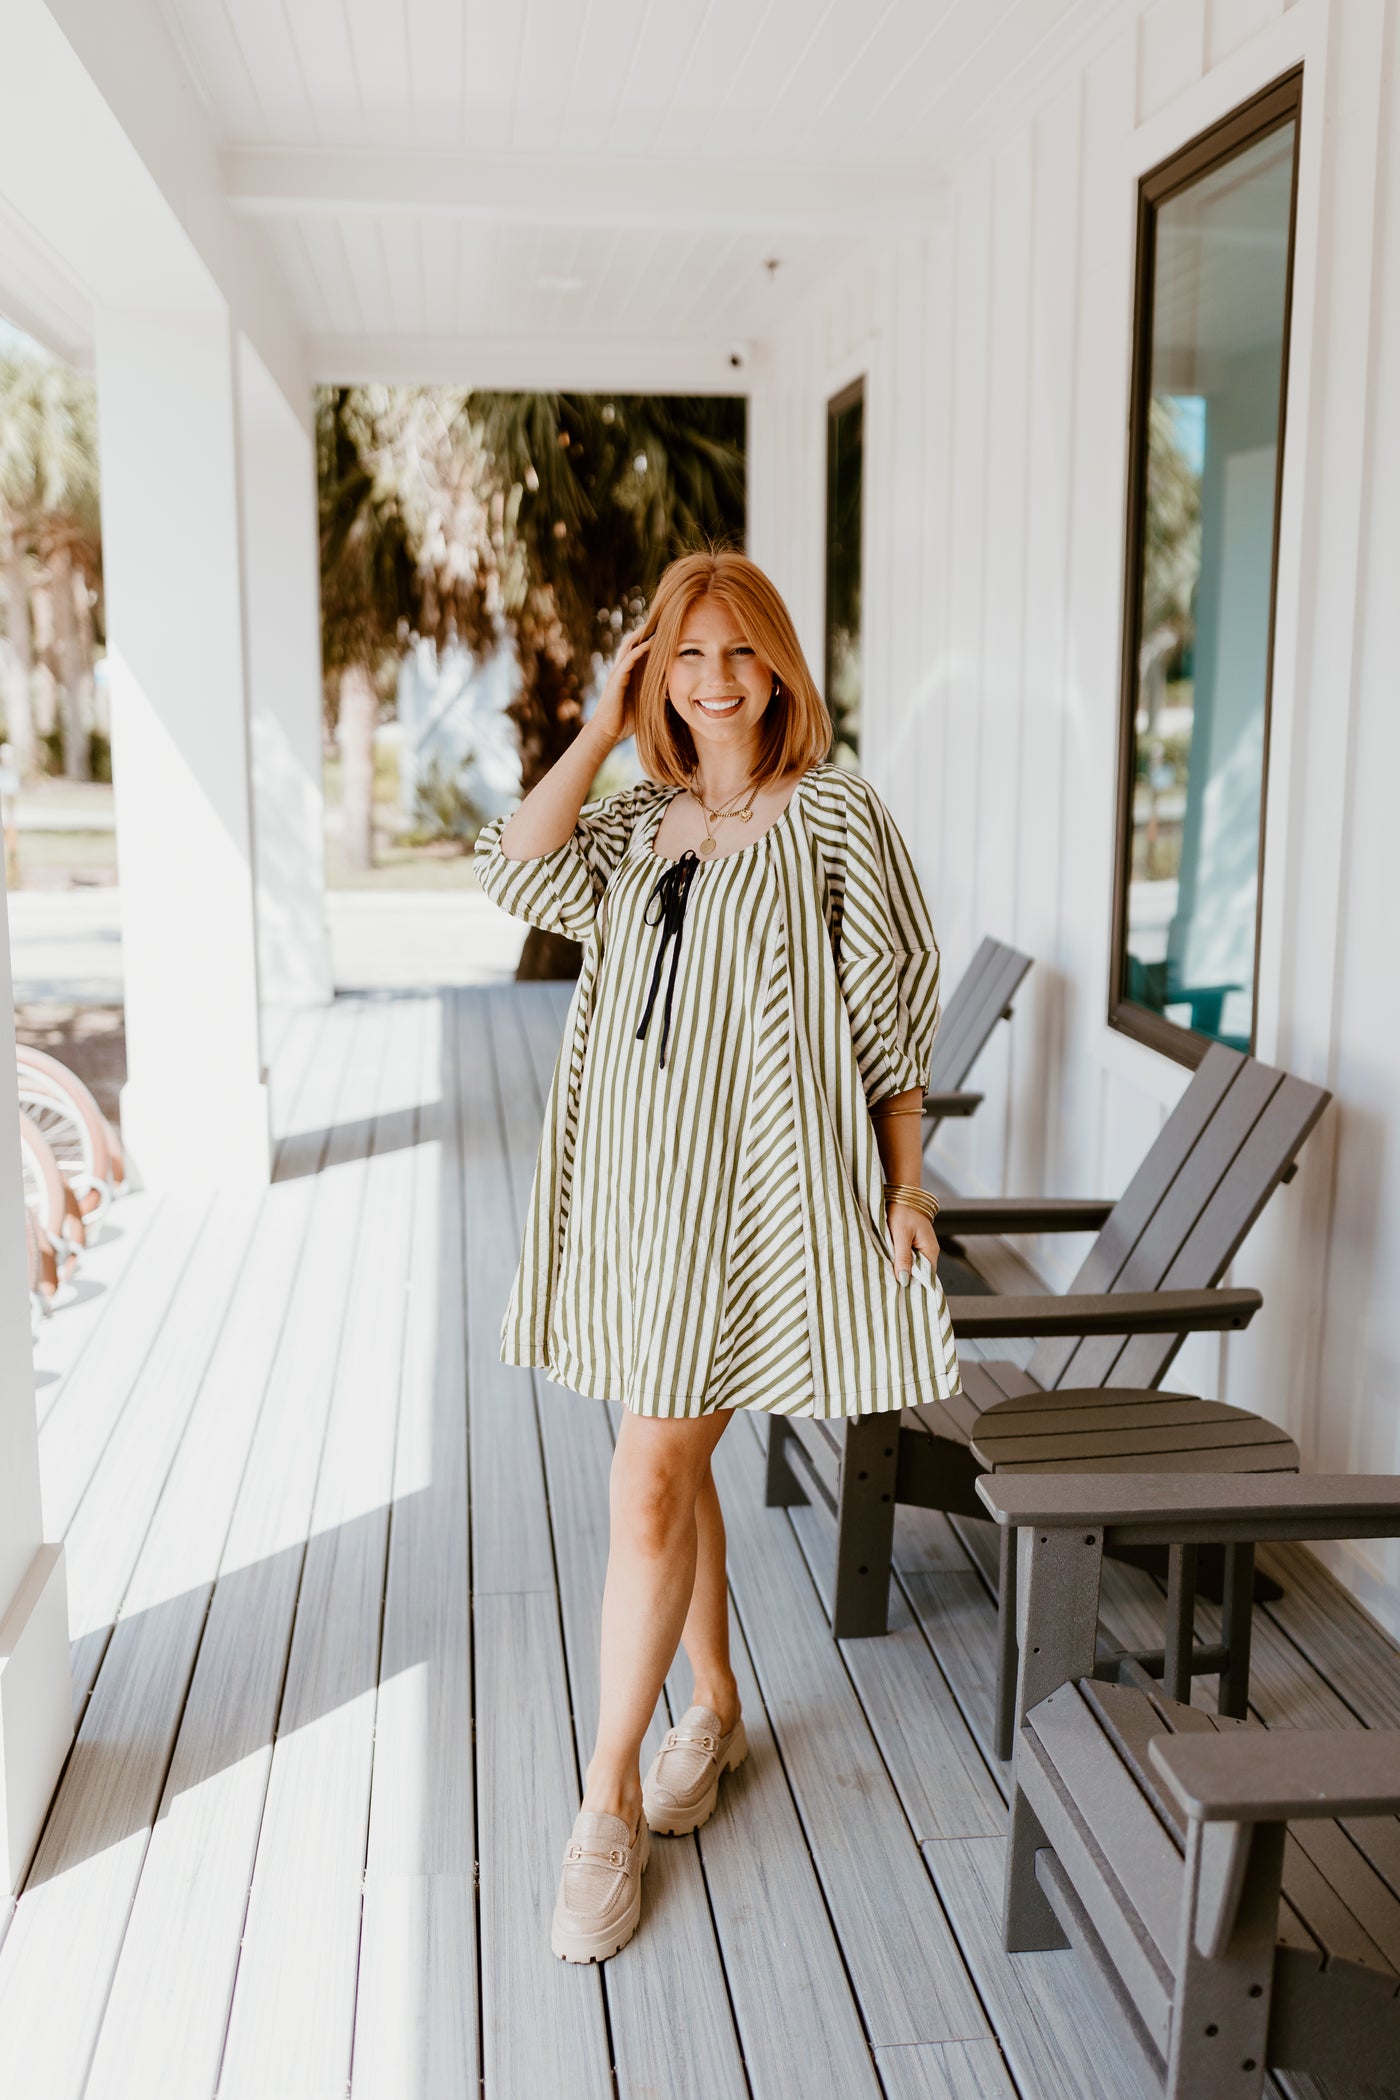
95, 305, 271, 1188
238, 338, 334, 1012
0, 896, 72, 1894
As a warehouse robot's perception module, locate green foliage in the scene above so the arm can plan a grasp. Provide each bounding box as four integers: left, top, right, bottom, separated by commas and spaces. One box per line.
1143, 396, 1201, 643
0, 351, 101, 555
403, 753, 486, 851
466, 391, 746, 793
1134, 727, 1190, 788
315, 384, 747, 799
39, 725, 110, 779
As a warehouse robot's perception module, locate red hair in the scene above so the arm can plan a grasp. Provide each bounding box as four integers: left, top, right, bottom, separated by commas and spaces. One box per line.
627, 549, 832, 788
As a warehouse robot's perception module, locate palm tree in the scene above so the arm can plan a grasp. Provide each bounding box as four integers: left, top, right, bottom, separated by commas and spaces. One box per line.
314, 385, 744, 956
462, 390, 746, 976
317, 385, 501, 872
0, 350, 102, 781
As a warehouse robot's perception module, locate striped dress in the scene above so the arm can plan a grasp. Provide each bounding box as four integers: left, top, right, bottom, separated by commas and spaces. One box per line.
472, 759, 962, 1419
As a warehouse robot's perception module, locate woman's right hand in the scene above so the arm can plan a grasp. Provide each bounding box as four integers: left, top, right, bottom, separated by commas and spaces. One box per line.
590, 626, 652, 748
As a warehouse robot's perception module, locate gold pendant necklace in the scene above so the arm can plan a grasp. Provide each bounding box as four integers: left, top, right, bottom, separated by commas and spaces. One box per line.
687, 771, 759, 857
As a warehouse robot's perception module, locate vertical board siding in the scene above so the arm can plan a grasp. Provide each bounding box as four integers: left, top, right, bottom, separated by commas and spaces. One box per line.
754, 0, 1400, 1638
1136, 0, 1208, 119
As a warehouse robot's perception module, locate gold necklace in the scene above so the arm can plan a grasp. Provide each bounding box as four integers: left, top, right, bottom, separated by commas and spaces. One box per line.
686, 771, 759, 857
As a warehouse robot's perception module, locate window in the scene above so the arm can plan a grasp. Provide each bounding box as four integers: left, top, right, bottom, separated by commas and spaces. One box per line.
1110, 71, 1302, 1062
824, 377, 863, 766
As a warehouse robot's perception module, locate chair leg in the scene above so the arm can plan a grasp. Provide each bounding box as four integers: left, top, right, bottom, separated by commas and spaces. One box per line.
832, 1413, 899, 1639
1218, 1542, 1255, 1720
1163, 1543, 1199, 1705
995, 1524, 1018, 1762
765, 1416, 808, 1507
1003, 1789, 1069, 1953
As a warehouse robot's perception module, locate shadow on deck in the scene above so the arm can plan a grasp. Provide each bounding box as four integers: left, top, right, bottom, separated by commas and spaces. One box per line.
1, 984, 1395, 2100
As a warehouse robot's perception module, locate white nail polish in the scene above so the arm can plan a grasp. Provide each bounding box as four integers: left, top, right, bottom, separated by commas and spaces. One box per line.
897, 1268, 910, 1286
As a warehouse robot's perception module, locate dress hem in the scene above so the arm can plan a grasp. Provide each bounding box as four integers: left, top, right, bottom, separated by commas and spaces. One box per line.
499, 1336, 963, 1420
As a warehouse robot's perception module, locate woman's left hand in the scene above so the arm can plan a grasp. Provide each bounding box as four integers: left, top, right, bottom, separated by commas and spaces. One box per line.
887, 1198, 940, 1286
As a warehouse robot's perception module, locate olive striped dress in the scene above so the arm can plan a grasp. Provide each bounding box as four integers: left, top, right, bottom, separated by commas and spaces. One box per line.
472, 759, 962, 1419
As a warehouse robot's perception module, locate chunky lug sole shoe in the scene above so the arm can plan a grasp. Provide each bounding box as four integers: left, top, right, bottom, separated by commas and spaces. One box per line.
642, 1705, 749, 1836
550, 1808, 650, 1963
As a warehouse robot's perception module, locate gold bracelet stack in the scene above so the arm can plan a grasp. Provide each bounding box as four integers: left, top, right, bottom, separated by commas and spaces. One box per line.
869, 1098, 925, 1119
883, 1181, 941, 1222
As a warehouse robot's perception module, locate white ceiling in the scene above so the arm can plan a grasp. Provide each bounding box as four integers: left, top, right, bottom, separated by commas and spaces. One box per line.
144, 0, 1118, 362
161, 0, 1091, 159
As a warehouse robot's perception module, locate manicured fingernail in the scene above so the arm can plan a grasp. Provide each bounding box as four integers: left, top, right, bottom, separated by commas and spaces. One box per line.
897, 1267, 910, 1286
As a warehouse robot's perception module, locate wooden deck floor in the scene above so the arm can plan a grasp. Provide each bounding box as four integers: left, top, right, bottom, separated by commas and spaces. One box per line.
2, 984, 1396, 2100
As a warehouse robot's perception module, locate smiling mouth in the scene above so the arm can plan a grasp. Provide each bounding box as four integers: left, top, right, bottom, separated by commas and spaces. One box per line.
695, 697, 744, 715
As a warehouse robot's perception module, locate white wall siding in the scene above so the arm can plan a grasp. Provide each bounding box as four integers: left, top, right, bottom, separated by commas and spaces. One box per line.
754, 0, 1400, 1632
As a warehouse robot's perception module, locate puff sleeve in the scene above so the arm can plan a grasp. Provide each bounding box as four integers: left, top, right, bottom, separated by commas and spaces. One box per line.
834, 775, 942, 1107
472, 781, 660, 940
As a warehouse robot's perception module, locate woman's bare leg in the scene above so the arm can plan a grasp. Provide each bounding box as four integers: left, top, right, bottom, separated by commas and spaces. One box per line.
678, 1462, 740, 1732
582, 1408, 735, 1829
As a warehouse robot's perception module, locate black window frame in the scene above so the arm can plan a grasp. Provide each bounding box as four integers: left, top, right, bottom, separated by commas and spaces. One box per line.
823, 373, 865, 763
1108, 67, 1304, 1067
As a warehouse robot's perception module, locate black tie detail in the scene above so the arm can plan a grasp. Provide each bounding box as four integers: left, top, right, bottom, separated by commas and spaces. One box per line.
635, 847, 701, 1068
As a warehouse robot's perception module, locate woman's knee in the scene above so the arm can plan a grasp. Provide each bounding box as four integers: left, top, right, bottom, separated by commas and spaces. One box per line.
611, 1414, 728, 1553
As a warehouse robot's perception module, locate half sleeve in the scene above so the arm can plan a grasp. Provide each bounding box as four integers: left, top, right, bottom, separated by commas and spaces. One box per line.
836, 777, 943, 1106
472, 782, 655, 940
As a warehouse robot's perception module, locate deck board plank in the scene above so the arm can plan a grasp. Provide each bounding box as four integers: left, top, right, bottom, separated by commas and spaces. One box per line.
353, 995, 480, 2098
0, 997, 369, 2100
924, 1836, 1159, 2100
711, 1420, 990, 2047
31, 1189, 161, 1429
676, 1603, 887, 2100
61, 1188, 263, 1719
80, 998, 382, 2100
463, 990, 557, 1595
893, 1507, 1010, 1799
463, 987, 613, 2100
1257, 1542, 1400, 1728
873, 2038, 1018, 2099
217, 995, 427, 2100
37, 1188, 216, 1541
782, 1465, 1004, 1841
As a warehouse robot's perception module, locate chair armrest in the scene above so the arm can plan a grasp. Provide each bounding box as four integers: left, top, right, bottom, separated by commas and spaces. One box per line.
922, 1090, 984, 1119
934, 1198, 1115, 1235
1150, 1728, 1400, 1824
946, 1285, 1262, 1339
975, 1470, 1400, 1546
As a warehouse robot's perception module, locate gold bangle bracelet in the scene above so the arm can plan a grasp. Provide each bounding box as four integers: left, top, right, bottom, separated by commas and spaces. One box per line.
882, 1182, 941, 1220
870, 1105, 925, 1118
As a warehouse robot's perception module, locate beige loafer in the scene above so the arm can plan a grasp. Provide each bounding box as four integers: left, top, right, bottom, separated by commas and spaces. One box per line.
550, 1807, 650, 1963
642, 1704, 748, 1836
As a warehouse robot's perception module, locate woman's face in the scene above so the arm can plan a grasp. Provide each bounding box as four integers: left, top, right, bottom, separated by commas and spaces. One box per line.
666, 595, 773, 758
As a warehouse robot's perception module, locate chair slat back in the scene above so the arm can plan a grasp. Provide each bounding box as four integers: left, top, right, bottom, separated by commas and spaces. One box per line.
1029, 1047, 1328, 1391
1027, 1045, 1242, 1387
929, 937, 1032, 1092
1108, 1071, 1329, 1388
1054, 1057, 1279, 1388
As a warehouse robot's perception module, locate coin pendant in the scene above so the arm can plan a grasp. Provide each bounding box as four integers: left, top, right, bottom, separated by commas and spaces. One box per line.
698, 834, 717, 857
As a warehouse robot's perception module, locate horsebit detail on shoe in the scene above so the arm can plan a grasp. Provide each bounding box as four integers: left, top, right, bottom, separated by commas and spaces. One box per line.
635, 846, 701, 1067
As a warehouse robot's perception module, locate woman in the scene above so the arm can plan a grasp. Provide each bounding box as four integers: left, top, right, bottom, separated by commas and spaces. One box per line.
473, 548, 960, 1964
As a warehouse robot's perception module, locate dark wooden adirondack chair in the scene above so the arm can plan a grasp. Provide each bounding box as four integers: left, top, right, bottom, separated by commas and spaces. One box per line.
767, 1044, 1330, 1746
979, 1469, 1400, 2100
920, 936, 1031, 1134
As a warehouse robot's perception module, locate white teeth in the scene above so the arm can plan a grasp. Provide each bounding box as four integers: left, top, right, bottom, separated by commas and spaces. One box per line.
697, 698, 742, 713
